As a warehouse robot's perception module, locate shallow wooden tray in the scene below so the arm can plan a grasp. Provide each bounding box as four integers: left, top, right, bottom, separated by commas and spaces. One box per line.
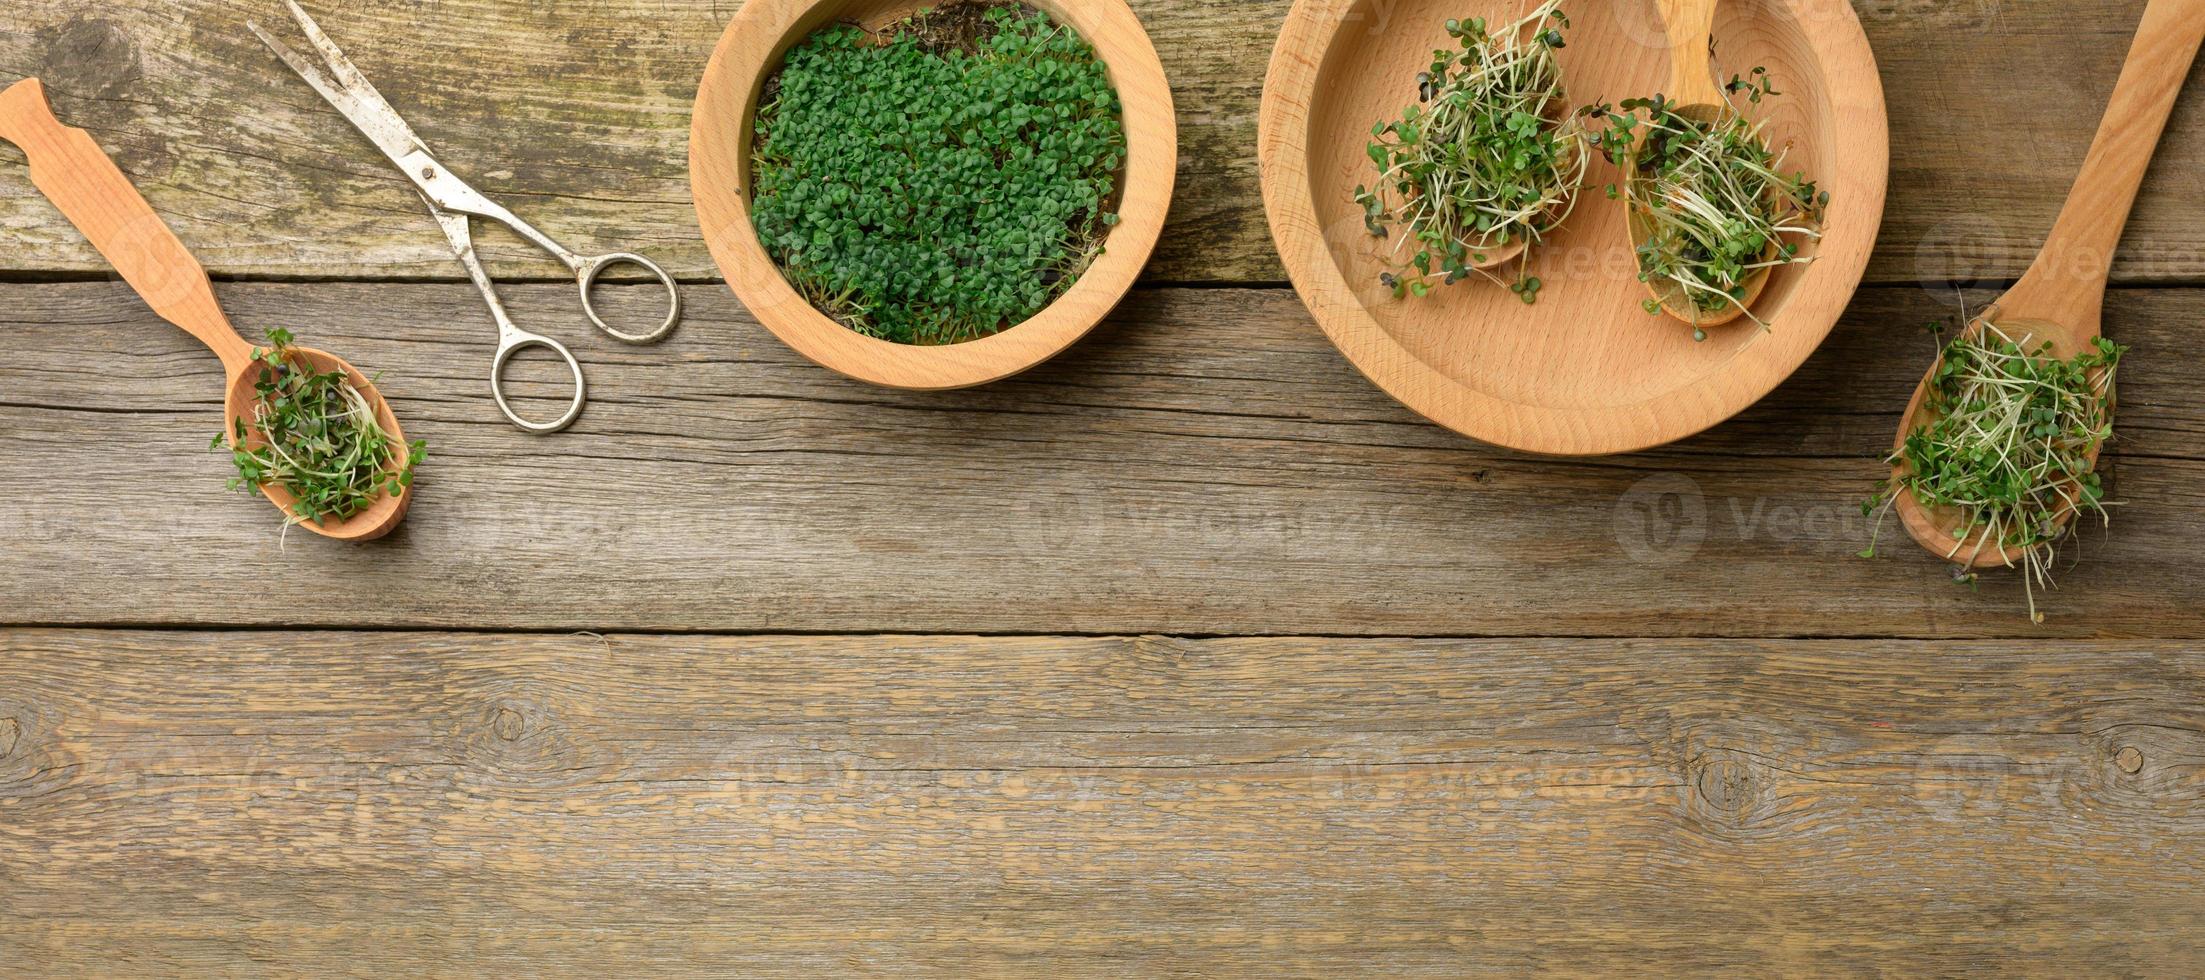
692, 0, 1176, 390
1260, 0, 1888, 455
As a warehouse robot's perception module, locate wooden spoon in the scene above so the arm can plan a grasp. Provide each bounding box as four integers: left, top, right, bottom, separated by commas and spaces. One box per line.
0, 78, 411, 541
1625, 0, 1772, 329
1893, 0, 2205, 568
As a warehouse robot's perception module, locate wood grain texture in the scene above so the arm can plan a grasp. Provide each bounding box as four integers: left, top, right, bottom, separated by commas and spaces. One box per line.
4, 3, 2202, 971
1655, 0, 1730, 108
690, 0, 1178, 389
1973, 0, 2205, 340
1261, 0, 1887, 454
1, 0, 2204, 284
2, 281, 2202, 637
1, 627, 2199, 975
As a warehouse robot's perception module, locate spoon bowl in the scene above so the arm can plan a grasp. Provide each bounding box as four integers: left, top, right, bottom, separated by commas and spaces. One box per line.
0, 77, 412, 540
1455, 104, 1586, 274
1623, 101, 1775, 327
223, 346, 414, 541
1625, 212, 1777, 328
1624, 2, 1773, 329
1891, 0, 2205, 567
1891, 314, 2104, 570
1465, 238, 1530, 271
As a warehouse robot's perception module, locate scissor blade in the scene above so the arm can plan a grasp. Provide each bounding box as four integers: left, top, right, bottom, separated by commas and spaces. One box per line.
281, 0, 408, 128
250, 2, 425, 169
423, 196, 477, 259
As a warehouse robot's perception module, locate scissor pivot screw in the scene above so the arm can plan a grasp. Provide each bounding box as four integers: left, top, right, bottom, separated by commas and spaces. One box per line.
421, 166, 436, 180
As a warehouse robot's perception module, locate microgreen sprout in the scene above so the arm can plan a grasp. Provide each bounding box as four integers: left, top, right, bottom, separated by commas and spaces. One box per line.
1582, 68, 1826, 334
1862, 316, 2125, 623
750, 2, 1126, 345
1354, 1, 1585, 300
213, 328, 423, 529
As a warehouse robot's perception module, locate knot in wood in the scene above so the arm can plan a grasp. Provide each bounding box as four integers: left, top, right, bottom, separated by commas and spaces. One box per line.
38, 17, 142, 100
2115, 746, 2145, 774
454, 697, 613, 791
1692, 754, 1763, 821
0, 714, 61, 795
491, 706, 526, 742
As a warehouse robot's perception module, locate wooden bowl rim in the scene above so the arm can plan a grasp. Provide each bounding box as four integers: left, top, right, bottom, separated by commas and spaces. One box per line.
1257, 0, 1890, 456
690, 0, 1177, 390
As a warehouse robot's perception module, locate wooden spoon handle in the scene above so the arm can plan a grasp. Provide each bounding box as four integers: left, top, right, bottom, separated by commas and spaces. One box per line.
1653, 0, 1725, 107
0, 78, 252, 376
2006, 0, 2205, 333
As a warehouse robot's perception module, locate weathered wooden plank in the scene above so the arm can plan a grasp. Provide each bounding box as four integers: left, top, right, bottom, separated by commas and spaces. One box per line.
0, 0, 1273, 284
1, 628, 2199, 974
0, 281, 2200, 636
0, 0, 2203, 284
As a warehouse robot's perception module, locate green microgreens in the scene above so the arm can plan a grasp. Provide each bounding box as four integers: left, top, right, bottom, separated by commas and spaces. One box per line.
212, 328, 423, 530
1355, 1, 1585, 301
1862, 316, 2125, 623
749, 1, 1127, 345
1582, 70, 1826, 337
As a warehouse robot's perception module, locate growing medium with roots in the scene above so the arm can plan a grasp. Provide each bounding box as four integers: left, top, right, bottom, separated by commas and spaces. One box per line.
1864, 317, 2126, 623
749, 2, 1127, 346
1585, 71, 1827, 336
1355, 1, 1585, 303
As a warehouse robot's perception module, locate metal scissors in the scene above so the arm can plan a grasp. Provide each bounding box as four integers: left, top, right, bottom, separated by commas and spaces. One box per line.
249, 0, 681, 433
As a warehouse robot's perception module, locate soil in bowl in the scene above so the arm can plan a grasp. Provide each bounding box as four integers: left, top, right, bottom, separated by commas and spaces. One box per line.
748, 0, 1128, 346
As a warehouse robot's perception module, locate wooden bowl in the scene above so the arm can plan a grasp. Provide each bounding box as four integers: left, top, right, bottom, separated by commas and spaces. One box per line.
691, 0, 1177, 390
1259, 0, 1888, 455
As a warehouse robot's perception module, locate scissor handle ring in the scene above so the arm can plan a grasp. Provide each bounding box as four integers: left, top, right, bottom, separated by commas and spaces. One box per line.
577, 251, 682, 345
491, 332, 587, 434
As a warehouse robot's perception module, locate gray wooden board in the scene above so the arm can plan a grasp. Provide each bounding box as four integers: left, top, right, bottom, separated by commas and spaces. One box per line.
1, 281, 2199, 637
1, 628, 2199, 975
0, 0, 2203, 284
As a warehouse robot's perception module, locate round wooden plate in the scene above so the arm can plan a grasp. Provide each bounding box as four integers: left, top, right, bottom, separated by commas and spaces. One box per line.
1259, 0, 1888, 455
691, 0, 1177, 390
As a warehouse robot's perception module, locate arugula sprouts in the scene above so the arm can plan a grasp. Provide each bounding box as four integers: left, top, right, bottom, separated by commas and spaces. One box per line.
1584, 71, 1827, 336
213, 328, 423, 529
1863, 317, 2125, 623
750, 2, 1126, 345
1355, 1, 1585, 301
